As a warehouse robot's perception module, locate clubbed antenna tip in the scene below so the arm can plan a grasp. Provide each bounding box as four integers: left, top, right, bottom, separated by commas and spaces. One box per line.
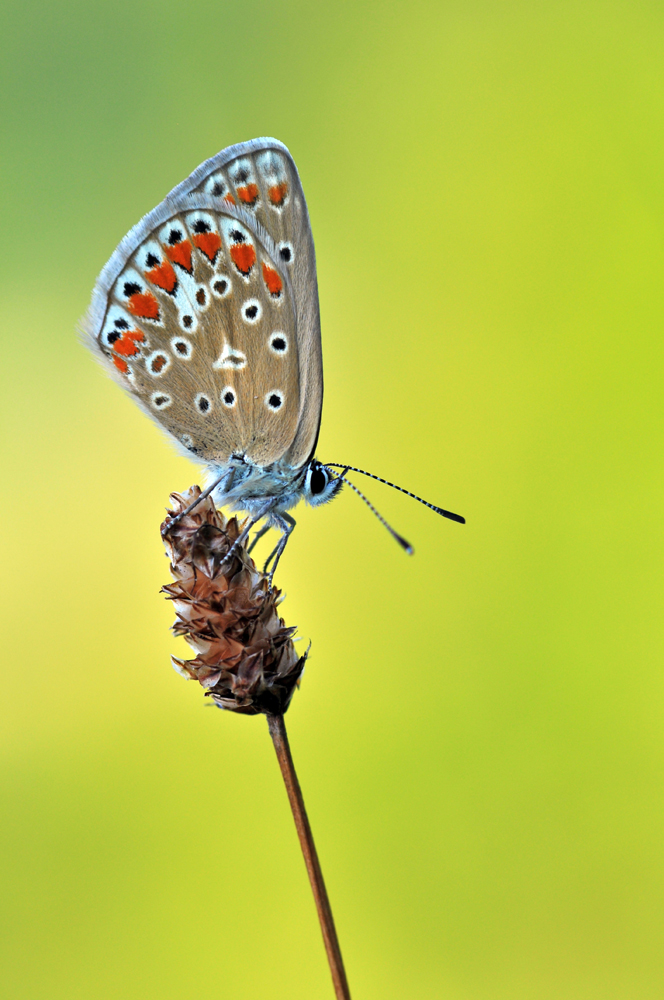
328, 463, 464, 552
326, 463, 465, 525
435, 507, 465, 524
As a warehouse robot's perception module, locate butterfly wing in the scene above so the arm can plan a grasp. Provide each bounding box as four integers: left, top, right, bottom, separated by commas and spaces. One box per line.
85, 139, 322, 470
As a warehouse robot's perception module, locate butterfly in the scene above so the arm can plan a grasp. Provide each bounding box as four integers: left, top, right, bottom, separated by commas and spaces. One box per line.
84, 138, 464, 581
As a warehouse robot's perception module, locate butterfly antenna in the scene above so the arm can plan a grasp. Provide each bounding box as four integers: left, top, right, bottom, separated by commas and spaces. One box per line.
329, 468, 414, 554
326, 464, 465, 524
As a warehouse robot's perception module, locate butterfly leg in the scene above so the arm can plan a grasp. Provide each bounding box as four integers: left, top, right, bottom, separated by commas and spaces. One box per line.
247, 522, 271, 555
223, 500, 277, 565
265, 513, 296, 587
161, 469, 234, 537
262, 538, 281, 573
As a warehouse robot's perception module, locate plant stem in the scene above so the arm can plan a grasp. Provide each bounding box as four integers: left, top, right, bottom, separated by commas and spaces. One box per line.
267, 713, 351, 1000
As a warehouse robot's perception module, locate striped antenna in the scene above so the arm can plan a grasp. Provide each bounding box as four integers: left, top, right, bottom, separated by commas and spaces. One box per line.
325, 464, 465, 524
328, 468, 413, 554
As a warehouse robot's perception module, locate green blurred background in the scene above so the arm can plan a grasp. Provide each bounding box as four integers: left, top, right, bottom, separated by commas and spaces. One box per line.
1, 1, 663, 997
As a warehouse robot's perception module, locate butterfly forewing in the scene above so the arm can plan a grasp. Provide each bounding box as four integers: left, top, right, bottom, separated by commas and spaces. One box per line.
86, 139, 322, 471
185, 140, 323, 467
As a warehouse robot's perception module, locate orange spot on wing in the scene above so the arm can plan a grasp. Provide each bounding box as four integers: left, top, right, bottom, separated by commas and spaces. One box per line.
127, 292, 160, 320
127, 329, 144, 343
165, 240, 193, 272
262, 263, 283, 296
237, 183, 258, 205
268, 182, 288, 206
224, 193, 236, 205
152, 355, 166, 373
146, 260, 177, 293
230, 243, 256, 274
113, 356, 129, 373
192, 231, 222, 262
114, 333, 140, 356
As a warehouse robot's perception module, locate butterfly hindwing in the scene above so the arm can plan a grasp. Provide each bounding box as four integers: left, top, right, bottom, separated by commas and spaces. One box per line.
88, 196, 300, 466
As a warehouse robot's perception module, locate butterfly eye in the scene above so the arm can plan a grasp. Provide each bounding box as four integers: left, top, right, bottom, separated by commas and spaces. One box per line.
309, 467, 328, 495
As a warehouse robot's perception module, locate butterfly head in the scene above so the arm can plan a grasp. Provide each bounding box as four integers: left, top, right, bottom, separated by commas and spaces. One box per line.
302, 460, 344, 507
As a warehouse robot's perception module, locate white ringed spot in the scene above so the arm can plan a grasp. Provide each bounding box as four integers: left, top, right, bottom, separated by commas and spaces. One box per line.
211, 275, 231, 298
195, 392, 212, 415
241, 298, 262, 324
179, 310, 197, 333
151, 391, 172, 410
265, 390, 284, 411
170, 337, 193, 359
220, 386, 237, 408
146, 350, 171, 377
278, 241, 293, 264
269, 332, 288, 355
204, 172, 229, 199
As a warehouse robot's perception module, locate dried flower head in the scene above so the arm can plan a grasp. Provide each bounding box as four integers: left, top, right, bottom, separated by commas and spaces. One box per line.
161, 487, 307, 715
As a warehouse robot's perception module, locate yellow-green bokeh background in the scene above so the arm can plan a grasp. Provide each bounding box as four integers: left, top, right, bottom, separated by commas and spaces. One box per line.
2, 2, 663, 997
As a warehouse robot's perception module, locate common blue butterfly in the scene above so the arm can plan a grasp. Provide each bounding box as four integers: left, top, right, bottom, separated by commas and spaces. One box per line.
85, 138, 463, 580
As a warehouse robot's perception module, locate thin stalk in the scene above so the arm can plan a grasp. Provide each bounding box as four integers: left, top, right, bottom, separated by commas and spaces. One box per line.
267, 713, 351, 1000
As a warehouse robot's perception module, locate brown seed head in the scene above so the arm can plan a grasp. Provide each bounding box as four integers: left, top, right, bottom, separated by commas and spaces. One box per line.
161, 486, 307, 715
